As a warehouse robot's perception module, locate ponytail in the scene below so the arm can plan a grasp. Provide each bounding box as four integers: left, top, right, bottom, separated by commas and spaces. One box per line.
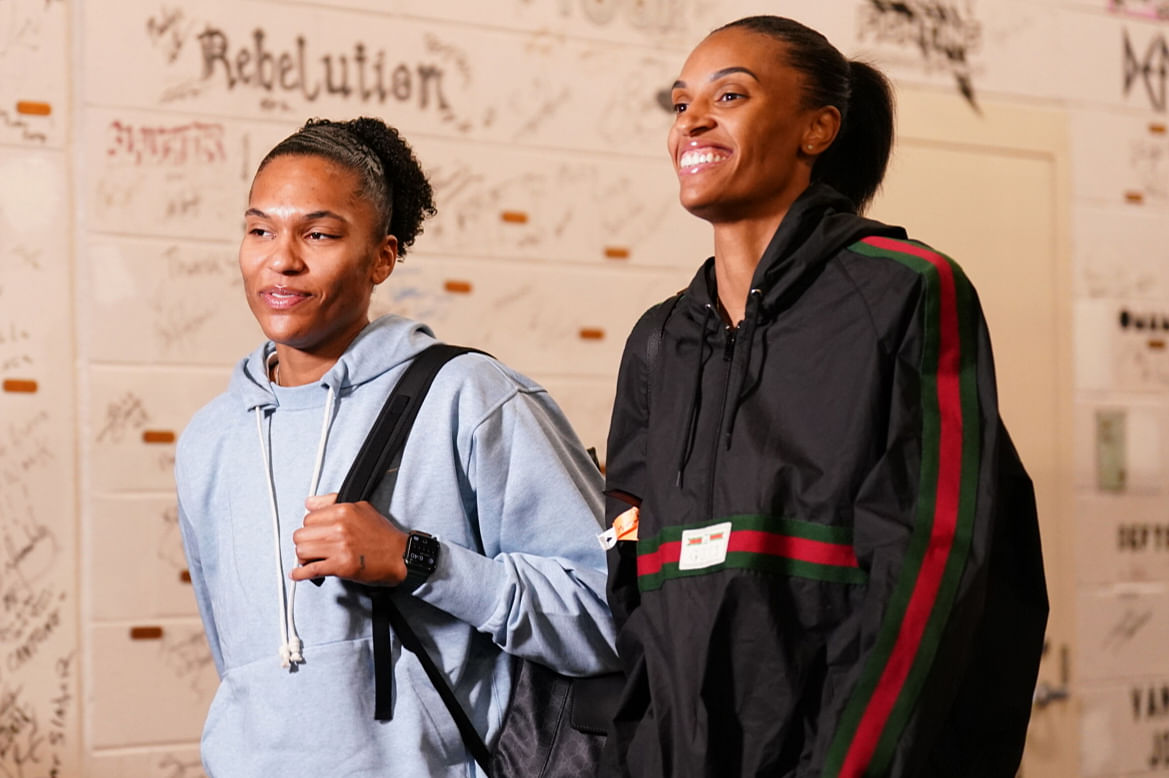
813, 61, 894, 214
715, 16, 896, 213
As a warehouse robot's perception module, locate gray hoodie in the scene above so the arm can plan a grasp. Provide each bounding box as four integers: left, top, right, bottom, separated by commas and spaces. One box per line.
176, 314, 618, 776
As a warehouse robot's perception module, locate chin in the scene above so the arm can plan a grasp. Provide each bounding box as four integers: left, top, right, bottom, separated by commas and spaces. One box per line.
679, 196, 726, 223
255, 318, 306, 347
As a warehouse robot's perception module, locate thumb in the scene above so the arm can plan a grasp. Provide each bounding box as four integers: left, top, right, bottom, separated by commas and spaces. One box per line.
305, 492, 339, 511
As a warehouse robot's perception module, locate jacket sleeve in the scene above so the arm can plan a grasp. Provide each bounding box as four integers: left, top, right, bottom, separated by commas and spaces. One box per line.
602, 316, 655, 631
409, 381, 619, 677
603, 296, 681, 631
814, 258, 1048, 777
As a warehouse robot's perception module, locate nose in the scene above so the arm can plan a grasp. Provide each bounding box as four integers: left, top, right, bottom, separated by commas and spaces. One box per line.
675, 98, 715, 136
267, 234, 306, 275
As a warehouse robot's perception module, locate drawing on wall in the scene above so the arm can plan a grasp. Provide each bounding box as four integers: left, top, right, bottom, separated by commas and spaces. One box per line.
0, 410, 75, 777
593, 52, 676, 144
1074, 203, 1168, 302
1096, 408, 1127, 491
855, 0, 983, 111
85, 239, 256, 364
0, 0, 65, 146
417, 142, 683, 266
1131, 130, 1169, 203
87, 111, 276, 245
1115, 305, 1169, 390
158, 630, 217, 697
90, 1, 675, 154
1080, 260, 1163, 301
1136, 682, 1169, 769
556, 0, 697, 35
596, 173, 676, 252
1124, 27, 1168, 112
107, 119, 227, 168
0, 101, 48, 144
153, 753, 204, 778
369, 264, 454, 327
0, 148, 77, 777
1110, 0, 1169, 20
424, 159, 591, 256
0, 450, 73, 777
141, 6, 460, 124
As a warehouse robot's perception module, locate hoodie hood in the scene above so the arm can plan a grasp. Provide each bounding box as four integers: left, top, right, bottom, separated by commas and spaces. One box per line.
227, 314, 438, 672
229, 314, 438, 412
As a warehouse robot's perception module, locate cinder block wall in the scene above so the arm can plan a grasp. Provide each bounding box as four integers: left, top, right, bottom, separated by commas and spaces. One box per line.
0, 1, 1165, 775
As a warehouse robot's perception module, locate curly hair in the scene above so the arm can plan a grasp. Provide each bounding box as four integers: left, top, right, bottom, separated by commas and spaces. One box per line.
256, 116, 437, 256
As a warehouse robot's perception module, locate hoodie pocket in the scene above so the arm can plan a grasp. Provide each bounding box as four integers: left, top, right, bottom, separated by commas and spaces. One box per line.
201, 637, 473, 777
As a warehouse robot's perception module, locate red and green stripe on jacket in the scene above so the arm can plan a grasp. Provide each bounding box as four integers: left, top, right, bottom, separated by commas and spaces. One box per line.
826, 236, 983, 777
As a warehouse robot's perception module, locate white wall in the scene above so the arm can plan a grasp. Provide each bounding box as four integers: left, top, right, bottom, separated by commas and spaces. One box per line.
0, 0, 1167, 775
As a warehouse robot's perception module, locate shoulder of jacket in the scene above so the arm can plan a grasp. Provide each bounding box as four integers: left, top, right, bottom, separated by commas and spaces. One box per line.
843, 235, 971, 283
179, 392, 237, 448
626, 290, 686, 353
425, 350, 551, 429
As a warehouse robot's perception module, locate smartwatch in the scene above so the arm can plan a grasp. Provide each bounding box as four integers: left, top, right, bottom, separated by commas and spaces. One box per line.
402, 530, 440, 590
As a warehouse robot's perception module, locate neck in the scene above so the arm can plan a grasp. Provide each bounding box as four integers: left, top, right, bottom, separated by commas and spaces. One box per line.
270, 320, 368, 387
710, 210, 786, 326
271, 349, 338, 387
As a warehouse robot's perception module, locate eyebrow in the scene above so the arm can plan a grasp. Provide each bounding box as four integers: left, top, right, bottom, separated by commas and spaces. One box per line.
304, 210, 346, 221
672, 66, 760, 91
244, 208, 347, 221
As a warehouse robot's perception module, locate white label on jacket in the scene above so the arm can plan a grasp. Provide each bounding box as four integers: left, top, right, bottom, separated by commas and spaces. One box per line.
678, 522, 732, 570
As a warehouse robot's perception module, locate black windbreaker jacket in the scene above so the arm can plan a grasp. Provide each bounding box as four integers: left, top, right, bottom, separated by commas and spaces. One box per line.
603, 184, 1048, 777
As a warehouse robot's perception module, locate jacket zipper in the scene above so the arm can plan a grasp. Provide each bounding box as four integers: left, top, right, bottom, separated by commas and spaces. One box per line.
707, 324, 737, 520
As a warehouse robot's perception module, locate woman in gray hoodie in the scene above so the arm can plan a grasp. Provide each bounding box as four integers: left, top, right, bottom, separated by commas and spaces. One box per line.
175, 117, 617, 776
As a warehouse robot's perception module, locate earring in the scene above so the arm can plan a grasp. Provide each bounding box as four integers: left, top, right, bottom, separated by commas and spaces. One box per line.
806, 144, 814, 151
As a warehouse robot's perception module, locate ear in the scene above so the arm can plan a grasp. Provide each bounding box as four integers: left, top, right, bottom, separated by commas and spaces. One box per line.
801, 105, 842, 157
371, 234, 398, 285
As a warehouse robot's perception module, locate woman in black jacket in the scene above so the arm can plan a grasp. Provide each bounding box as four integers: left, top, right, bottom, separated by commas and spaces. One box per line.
603, 15, 1047, 778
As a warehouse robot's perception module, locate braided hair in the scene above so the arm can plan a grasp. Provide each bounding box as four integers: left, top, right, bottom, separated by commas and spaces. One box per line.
256, 117, 437, 256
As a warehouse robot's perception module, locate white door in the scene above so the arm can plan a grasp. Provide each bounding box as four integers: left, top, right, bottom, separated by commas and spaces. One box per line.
867, 87, 1077, 778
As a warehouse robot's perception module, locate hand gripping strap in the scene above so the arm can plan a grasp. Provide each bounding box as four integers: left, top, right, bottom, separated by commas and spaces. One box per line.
332, 344, 493, 773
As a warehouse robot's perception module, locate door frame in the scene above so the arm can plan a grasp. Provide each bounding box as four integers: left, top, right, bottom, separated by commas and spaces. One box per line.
878, 85, 1078, 777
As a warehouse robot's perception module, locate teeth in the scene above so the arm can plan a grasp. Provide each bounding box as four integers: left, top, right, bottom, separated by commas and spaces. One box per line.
680, 150, 726, 168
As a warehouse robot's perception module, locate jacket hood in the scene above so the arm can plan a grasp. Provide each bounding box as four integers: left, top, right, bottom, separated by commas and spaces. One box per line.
669, 183, 909, 466
228, 314, 437, 412
685, 183, 907, 319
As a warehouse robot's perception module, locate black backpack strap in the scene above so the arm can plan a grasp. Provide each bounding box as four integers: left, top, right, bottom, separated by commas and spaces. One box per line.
641, 291, 683, 412
380, 593, 492, 772
336, 343, 480, 505
331, 344, 493, 773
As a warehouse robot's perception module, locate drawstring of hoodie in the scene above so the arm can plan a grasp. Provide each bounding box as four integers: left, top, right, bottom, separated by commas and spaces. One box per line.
675, 303, 715, 487
254, 384, 337, 670
722, 288, 764, 449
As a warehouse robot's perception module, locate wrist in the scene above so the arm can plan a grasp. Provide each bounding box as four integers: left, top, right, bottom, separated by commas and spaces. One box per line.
400, 531, 440, 592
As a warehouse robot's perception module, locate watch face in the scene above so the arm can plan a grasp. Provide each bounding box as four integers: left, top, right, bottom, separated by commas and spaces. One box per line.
405, 533, 439, 572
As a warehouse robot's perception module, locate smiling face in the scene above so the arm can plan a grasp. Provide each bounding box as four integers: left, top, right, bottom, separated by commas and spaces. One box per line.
240, 154, 396, 372
668, 27, 839, 225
